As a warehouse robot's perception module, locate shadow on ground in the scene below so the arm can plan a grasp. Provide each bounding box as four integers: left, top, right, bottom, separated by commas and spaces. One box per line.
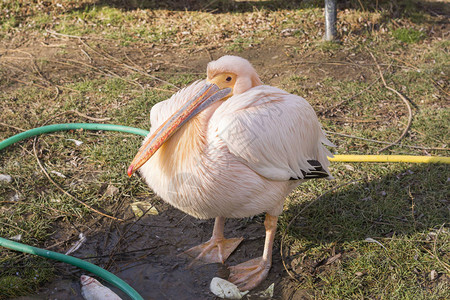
72, 0, 450, 19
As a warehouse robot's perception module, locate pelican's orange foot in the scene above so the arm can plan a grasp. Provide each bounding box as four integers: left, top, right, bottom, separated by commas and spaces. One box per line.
183, 237, 243, 266
228, 257, 271, 291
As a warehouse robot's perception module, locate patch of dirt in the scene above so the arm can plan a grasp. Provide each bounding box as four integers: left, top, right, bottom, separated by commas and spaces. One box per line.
1, 34, 376, 97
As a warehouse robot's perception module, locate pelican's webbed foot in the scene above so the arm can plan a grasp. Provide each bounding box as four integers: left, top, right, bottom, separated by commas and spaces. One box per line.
183, 236, 243, 266
228, 257, 271, 291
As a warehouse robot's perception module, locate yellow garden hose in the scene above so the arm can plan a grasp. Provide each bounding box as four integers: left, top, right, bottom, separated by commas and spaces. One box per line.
329, 155, 450, 164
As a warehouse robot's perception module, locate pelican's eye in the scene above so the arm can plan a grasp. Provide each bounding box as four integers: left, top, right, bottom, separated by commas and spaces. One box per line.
226, 76, 232, 82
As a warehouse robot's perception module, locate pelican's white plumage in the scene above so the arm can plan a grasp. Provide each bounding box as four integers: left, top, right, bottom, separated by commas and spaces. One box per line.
140, 83, 332, 219
134, 55, 333, 290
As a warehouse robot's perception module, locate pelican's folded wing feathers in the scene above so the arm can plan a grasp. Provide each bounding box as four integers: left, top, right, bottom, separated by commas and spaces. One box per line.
209, 85, 333, 181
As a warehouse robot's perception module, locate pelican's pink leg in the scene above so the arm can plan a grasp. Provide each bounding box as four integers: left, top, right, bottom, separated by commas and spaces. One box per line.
228, 213, 277, 291
183, 217, 243, 266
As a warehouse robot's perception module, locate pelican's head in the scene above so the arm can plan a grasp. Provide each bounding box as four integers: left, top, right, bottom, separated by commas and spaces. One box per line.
207, 55, 262, 95
127, 56, 262, 176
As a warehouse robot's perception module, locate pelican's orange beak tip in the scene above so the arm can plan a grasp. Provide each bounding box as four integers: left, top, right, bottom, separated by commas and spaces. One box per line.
127, 165, 134, 177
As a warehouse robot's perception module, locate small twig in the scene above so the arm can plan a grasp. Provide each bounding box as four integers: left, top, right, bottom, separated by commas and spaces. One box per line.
51, 86, 60, 102
68, 110, 111, 122
319, 74, 381, 115
81, 40, 179, 89
80, 48, 93, 63
122, 49, 141, 70
398, 120, 446, 146
0, 122, 26, 132
6, 76, 53, 91
121, 62, 179, 89
104, 203, 160, 269
0, 221, 27, 232
280, 181, 358, 283
206, 48, 214, 61
45, 235, 80, 250
368, 51, 413, 153
356, 0, 366, 12
79, 245, 160, 260
40, 41, 67, 48
1, 61, 65, 96
32, 138, 123, 221
321, 117, 379, 123
44, 32, 178, 91
432, 224, 450, 273
38, 109, 111, 125
46, 30, 84, 40
389, 56, 450, 97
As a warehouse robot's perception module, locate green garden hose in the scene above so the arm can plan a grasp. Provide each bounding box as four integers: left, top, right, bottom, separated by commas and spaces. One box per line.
0, 123, 150, 299
0, 122, 449, 300
0, 237, 143, 300
0, 123, 149, 150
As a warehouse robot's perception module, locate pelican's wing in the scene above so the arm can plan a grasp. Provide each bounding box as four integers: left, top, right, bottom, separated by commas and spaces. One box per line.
208, 85, 334, 181
149, 80, 206, 133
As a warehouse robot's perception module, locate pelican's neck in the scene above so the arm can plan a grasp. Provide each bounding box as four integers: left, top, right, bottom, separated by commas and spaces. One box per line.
156, 101, 221, 176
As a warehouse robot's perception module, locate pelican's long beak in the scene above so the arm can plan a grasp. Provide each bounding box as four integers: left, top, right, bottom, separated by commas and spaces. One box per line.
127, 82, 232, 177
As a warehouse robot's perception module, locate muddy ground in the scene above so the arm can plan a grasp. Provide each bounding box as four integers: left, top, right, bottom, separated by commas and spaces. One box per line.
16, 205, 293, 299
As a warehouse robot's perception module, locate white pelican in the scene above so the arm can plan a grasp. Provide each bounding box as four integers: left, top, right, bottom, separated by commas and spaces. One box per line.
128, 55, 333, 291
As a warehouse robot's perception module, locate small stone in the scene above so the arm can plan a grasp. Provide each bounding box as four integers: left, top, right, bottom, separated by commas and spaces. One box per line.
355, 272, 364, 276
10, 193, 20, 202
105, 185, 119, 197
430, 270, 437, 281
0, 174, 12, 183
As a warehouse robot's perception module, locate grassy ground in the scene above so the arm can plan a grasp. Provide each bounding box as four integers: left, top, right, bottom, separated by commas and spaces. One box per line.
0, 0, 449, 299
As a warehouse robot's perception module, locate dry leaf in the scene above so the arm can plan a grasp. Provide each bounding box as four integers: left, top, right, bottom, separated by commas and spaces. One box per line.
130, 201, 158, 218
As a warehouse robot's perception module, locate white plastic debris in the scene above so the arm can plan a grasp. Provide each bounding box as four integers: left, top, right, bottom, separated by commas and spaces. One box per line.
10, 192, 20, 202
255, 282, 274, 298
365, 237, 387, 250
65, 233, 86, 255
344, 164, 355, 171
51, 170, 67, 178
10, 234, 22, 241
66, 139, 83, 146
210, 277, 249, 299
0, 174, 12, 183
130, 201, 158, 218
80, 275, 122, 300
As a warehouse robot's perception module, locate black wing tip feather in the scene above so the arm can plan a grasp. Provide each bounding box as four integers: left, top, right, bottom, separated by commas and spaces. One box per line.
289, 160, 329, 180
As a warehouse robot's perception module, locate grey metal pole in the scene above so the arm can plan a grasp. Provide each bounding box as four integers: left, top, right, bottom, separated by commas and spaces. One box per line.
324, 0, 337, 41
